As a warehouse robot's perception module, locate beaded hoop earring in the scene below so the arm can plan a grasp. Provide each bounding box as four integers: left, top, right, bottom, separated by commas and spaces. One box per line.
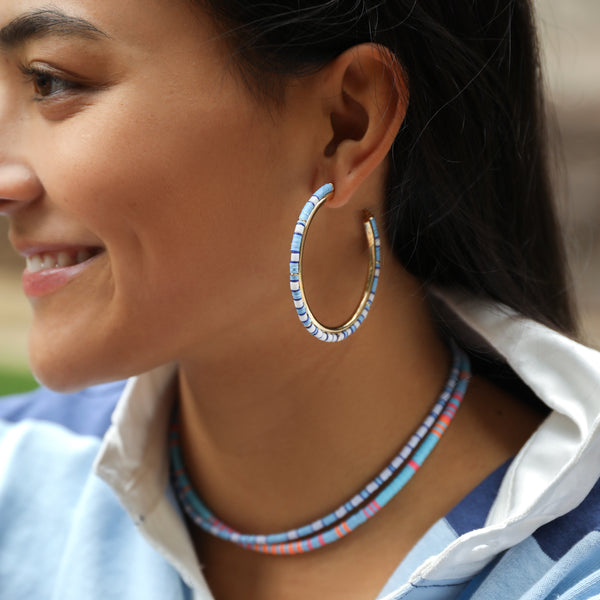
289, 184, 381, 342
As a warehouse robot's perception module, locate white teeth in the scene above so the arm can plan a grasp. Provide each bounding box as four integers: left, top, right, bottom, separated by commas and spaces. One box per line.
27, 255, 44, 273
42, 254, 57, 269
26, 249, 98, 273
57, 251, 75, 267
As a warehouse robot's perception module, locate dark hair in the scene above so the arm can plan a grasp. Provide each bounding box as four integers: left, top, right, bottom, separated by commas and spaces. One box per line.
198, 0, 578, 335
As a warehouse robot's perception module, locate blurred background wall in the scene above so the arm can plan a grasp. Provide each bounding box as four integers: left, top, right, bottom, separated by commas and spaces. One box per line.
538, 0, 600, 349
0, 0, 598, 389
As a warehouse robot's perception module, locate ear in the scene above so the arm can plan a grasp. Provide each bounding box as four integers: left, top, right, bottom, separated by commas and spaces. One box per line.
316, 44, 408, 208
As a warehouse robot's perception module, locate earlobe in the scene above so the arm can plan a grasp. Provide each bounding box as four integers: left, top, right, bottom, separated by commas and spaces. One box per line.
319, 44, 408, 208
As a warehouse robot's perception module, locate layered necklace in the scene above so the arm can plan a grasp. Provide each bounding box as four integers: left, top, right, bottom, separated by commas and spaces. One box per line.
169, 341, 471, 555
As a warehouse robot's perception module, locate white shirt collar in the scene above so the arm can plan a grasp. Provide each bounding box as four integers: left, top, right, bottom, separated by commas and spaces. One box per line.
94, 363, 211, 594
94, 291, 600, 592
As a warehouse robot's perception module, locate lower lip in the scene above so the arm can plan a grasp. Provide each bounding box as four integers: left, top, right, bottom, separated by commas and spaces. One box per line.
22, 253, 104, 298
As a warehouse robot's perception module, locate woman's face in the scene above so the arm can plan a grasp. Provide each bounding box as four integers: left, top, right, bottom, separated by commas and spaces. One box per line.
0, 0, 310, 390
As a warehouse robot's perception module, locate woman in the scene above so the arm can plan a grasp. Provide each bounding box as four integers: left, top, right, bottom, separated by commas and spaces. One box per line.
0, 1, 599, 599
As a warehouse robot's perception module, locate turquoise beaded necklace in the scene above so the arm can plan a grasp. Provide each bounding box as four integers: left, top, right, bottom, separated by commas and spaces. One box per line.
169, 342, 471, 555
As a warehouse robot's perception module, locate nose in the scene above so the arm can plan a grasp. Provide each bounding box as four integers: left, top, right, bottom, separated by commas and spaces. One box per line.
0, 162, 43, 215
0, 65, 44, 214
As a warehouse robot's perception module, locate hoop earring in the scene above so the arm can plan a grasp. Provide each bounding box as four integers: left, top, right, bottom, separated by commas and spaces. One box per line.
289, 183, 381, 342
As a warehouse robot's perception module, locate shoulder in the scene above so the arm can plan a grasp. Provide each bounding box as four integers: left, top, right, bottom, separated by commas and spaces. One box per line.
0, 380, 126, 524
0, 379, 125, 437
0, 381, 125, 529
0, 392, 185, 599
0, 417, 109, 596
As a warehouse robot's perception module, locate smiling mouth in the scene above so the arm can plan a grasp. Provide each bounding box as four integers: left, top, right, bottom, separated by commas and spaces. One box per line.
25, 248, 104, 273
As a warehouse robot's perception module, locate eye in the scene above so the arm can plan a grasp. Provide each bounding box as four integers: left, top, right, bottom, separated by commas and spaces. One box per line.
32, 70, 70, 97
19, 64, 82, 99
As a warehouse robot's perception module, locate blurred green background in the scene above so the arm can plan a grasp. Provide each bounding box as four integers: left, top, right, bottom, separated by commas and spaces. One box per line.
0, 0, 598, 396
0, 368, 37, 396
0, 275, 36, 395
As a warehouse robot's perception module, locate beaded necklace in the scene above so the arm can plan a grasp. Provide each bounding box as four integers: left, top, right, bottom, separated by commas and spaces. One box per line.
169, 342, 471, 555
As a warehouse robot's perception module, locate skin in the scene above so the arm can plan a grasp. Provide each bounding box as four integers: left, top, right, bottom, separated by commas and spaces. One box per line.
0, 1, 546, 599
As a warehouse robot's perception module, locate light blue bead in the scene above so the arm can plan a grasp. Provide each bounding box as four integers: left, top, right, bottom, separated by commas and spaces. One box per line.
297, 524, 314, 538
323, 530, 337, 544
299, 202, 315, 221
313, 182, 334, 199
323, 513, 337, 527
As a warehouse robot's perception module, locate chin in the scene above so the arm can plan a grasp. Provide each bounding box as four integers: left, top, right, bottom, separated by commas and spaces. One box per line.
27, 334, 128, 394
29, 355, 104, 393
25, 304, 174, 392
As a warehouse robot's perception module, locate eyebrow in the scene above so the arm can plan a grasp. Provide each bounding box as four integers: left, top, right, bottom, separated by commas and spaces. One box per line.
0, 8, 109, 49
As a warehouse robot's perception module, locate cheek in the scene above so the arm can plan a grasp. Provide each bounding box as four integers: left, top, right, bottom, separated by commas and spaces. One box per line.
29, 85, 287, 365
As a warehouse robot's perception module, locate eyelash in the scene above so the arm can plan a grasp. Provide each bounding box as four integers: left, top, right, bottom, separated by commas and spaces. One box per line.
19, 64, 84, 100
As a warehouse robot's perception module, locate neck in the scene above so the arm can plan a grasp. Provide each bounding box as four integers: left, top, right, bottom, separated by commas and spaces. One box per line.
176, 268, 451, 535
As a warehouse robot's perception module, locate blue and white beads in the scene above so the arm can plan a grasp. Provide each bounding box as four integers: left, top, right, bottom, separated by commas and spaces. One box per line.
290, 184, 381, 342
